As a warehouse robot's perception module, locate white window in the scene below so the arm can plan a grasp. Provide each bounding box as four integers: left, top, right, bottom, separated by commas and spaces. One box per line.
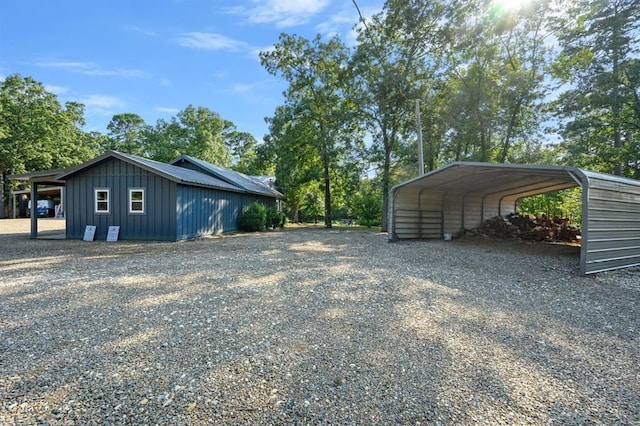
129, 188, 145, 214
95, 189, 110, 213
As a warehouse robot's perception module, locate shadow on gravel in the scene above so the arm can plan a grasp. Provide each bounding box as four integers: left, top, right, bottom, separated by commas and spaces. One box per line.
1, 228, 638, 424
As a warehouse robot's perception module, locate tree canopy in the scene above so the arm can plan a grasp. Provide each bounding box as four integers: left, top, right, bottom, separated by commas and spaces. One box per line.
0, 74, 99, 217
3, 0, 639, 224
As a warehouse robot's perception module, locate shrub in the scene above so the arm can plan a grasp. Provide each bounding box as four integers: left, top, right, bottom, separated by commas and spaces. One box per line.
277, 210, 287, 228
239, 202, 267, 232
265, 207, 278, 229
266, 207, 287, 229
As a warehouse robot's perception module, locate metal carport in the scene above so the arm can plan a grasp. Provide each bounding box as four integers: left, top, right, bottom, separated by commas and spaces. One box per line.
388, 162, 640, 275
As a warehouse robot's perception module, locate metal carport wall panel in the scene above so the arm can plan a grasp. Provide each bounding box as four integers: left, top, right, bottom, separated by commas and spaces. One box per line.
389, 162, 640, 275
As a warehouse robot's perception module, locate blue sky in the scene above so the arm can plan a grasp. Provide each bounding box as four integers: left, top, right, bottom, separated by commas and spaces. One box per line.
1, 0, 383, 143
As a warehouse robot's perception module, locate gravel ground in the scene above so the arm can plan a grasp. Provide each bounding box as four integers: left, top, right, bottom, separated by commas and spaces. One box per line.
1, 219, 638, 425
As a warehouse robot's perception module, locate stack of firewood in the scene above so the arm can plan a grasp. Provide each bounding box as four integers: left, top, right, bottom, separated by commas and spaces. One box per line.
475, 213, 581, 242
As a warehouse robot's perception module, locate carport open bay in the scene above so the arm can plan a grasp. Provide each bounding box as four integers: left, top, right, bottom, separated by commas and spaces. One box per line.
1, 220, 638, 424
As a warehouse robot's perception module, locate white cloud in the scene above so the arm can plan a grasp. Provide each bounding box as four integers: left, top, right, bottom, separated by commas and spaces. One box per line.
80, 94, 125, 109
231, 0, 330, 28
177, 32, 248, 51
315, 9, 355, 38
44, 84, 68, 95
78, 94, 126, 116
231, 83, 253, 94
34, 59, 150, 79
126, 25, 158, 37
155, 106, 180, 113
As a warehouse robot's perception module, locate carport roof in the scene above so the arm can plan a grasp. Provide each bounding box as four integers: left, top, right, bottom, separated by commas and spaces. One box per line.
7, 168, 69, 186
393, 162, 581, 198
392, 162, 639, 200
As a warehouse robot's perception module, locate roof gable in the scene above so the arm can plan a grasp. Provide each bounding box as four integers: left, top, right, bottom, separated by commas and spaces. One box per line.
56, 151, 244, 193
170, 155, 283, 198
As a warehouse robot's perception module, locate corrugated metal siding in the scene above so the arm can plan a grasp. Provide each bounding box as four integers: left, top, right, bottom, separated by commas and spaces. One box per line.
442, 193, 463, 236
390, 162, 640, 275
463, 193, 486, 231
392, 189, 516, 239
65, 158, 177, 241
176, 185, 239, 239
175, 186, 276, 239
391, 189, 441, 238
582, 175, 640, 274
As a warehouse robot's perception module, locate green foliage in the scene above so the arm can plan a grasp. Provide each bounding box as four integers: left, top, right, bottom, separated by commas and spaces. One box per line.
0, 74, 98, 216
240, 203, 285, 231
239, 202, 268, 232
226, 131, 268, 175
105, 113, 147, 155
266, 207, 286, 229
144, 105, 234, 165
518, 188, 582, 225
0, 74, 96, 173
352, 182, 383, 228
261, 34, 365, 228
303, 191, 323, 224
263, 105, 322, 223
550, 0, 640, 177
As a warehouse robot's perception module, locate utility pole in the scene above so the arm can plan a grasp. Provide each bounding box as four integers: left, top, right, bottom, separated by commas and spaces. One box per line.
415, 99, 424, 176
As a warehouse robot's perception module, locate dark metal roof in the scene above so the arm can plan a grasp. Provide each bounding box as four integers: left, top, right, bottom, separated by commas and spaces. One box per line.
170, 154, 283, 198
56, 151, 245, 193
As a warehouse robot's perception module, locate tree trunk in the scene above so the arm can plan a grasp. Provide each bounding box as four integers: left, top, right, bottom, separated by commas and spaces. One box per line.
0, 172, 5, 219
499, 98, 523, 163
381, 143, 392, 233
612, 36, 623, 176
323, 161, 332, 228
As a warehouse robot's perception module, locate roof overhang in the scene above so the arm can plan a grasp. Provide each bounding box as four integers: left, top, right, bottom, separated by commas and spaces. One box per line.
391, 162, 586, 202
7, 168, 69, 186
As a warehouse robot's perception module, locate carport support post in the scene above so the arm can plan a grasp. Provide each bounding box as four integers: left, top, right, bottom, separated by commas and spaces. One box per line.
30, 183, 37, 238
9, 187, 15, 219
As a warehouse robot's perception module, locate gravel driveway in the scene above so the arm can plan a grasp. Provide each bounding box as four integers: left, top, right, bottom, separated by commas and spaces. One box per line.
1, 219, 638, 424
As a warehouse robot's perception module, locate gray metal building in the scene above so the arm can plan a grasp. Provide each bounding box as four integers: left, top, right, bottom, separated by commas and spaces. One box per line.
389, 162, 640, 275
57, 151, 282, 241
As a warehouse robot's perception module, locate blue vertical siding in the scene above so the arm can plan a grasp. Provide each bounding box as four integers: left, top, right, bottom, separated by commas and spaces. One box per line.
65, 158, 177, 240
64, 156, 278, 241
176, 185, 247, 239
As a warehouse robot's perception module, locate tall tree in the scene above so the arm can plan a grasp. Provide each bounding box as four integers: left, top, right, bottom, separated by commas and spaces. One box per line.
105, 113, 147, 155
0, 74, 96, 217
145, 105, 234, 165
261, 34, 363, 228
351, 0, 452, 231
440, 0, 550, 164
226, 130, 261, 174
265, 104, 322, 223
551, 0, 640, 176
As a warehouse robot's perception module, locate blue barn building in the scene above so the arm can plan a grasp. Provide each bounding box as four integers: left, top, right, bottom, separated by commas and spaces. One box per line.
57, 151, 282, 241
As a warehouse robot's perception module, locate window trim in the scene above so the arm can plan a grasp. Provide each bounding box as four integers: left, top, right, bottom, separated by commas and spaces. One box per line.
94, 188, 110, 214
128, 188, 145, 214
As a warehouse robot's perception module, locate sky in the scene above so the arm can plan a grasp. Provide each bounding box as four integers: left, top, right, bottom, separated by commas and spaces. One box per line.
0, 0, 384, 143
